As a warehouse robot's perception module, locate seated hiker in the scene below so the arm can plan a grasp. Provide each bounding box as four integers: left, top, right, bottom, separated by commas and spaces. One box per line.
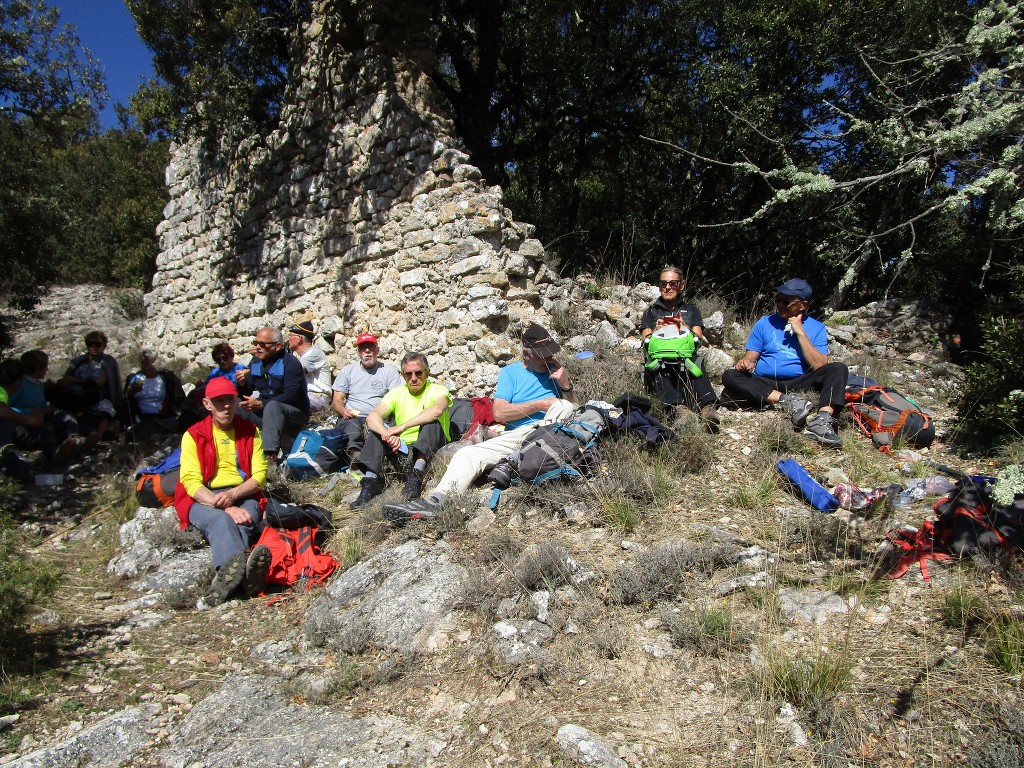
288, 320, 333, 412
0, 360, 43, 477
49, 330, 122, 444
721, 278, 848, 447
205, 343, 246, 385
350, 352, 452, 508
172, 377, 271, 606
8, 350, 82, 459
383, 323, 575, 522
640, 266, 720, 428
236, 326, 309, 469
331, 332, 402, 466
121, 349, 185, 436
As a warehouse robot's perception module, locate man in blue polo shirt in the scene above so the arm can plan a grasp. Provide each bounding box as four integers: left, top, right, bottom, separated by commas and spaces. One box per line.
382, 323, 575, 523
721, 278, 847, 446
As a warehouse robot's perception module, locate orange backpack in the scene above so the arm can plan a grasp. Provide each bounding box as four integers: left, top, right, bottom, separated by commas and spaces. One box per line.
254, 526, 339, 591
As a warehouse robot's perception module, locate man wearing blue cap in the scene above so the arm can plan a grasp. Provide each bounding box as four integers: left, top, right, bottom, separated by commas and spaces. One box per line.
721, 278, 847, 446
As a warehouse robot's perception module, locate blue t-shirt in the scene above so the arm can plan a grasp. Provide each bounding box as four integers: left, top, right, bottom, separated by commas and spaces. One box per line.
493, 361, 561, 430
206, 363, 247, 383
8, 376, 46, 414
747, 314, 829, 379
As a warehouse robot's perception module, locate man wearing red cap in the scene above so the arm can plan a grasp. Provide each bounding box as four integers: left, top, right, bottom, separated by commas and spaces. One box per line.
331, 332, 402, 464
173, 377, 271, 606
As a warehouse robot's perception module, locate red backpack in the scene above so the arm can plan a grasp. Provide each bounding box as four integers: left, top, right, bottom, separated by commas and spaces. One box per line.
255, 525, 339, 591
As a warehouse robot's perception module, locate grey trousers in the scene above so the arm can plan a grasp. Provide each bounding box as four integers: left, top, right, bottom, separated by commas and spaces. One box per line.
188, 497, 262, 569
239, 400, 309, 454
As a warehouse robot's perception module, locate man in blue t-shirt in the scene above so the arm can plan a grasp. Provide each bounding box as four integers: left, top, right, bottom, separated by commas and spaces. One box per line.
382, 323, 576, 523
721, 278, 847, 446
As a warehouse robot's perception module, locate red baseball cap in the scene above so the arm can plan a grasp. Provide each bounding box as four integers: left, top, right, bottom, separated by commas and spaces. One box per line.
205, 377, 238, 399
356, 332, 378, 347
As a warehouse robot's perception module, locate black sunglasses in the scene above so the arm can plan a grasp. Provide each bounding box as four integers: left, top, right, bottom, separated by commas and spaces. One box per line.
402, 369, 427, 379
659, 280, 681, 288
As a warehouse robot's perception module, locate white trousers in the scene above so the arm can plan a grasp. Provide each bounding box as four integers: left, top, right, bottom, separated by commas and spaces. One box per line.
434, 400, 575, 496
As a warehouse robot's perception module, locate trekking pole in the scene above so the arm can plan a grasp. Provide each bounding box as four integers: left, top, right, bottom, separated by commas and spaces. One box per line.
922, 460, 968, 479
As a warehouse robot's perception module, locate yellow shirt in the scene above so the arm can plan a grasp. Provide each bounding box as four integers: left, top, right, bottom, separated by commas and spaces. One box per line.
180, 424, 267, 497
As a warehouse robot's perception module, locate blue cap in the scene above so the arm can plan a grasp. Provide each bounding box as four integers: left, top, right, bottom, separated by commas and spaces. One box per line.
773, 278, 813, 300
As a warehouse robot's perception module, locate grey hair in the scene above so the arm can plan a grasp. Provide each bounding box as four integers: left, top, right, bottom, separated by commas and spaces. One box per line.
260, 326, 285, 343
659, 266, 684, 281
139, 348, 157, 363
400, 351, 429, 370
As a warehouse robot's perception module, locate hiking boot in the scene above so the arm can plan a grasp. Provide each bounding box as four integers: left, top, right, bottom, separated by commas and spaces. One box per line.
487, 459, 515, 490
803, 411, 843, 447
243, 544, 271, 598
350, 477, 383, 509
778, 393, 813, 429
204, 551, 246, 606
699, 404, 721, 429
403, 469, 425, 501
382, 497, 439, 526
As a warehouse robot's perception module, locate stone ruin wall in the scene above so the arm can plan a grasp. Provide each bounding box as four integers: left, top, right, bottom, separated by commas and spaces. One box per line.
142, 3, 954, 397
142, 5, 655, 394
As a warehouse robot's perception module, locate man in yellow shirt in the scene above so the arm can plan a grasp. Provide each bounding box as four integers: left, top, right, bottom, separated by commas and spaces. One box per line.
173, 377, 271, 606
350, 352, 452, 508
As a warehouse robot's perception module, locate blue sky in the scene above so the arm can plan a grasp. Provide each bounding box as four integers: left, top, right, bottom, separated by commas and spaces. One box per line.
52, 0, 153, 129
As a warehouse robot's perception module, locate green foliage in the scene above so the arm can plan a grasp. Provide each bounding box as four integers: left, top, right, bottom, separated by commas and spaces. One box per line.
0, 1, 167, 344
126, 0, 312, 138
0, 518, 59, 663
957, 280, 1024, 445
986, 617, 1024, 676
759, 645, 853, 709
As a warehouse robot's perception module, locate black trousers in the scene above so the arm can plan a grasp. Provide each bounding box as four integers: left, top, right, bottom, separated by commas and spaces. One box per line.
644, 363, 718, 411
355, 420, 447, 475
721, 362, 848, 413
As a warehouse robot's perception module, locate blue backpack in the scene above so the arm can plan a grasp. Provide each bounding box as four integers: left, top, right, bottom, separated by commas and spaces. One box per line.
285, 428, 348, 480
135, 448, 182, 507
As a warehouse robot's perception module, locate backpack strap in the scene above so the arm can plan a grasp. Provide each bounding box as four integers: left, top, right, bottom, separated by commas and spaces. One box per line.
884, 521, 954, 582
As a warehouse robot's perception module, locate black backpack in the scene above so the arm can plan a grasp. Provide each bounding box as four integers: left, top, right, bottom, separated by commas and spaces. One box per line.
513, 407, 606, 483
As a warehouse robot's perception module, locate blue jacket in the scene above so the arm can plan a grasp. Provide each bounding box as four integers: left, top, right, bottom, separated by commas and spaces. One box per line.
245, 351, 309, 416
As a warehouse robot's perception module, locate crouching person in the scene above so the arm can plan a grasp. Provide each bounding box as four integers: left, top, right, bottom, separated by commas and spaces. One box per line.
350, 352, 452, 509
172, 377, 271, 606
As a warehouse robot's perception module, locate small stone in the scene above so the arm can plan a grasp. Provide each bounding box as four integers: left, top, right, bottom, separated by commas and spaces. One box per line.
94, 592, 114, 601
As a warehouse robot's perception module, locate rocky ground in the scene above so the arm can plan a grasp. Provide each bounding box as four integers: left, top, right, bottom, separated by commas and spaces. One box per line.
0, 285, 1020, 768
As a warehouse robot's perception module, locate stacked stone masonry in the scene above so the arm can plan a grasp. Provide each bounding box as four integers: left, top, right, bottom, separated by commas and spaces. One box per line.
143, 7, 586, 394
143, 5, 954, 395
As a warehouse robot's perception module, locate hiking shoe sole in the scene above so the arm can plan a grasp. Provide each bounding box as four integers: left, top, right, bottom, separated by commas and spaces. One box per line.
204, 551, 246, 606
244, 544, 272, 598
382, 498, 438, 526
803, 415, 843, 448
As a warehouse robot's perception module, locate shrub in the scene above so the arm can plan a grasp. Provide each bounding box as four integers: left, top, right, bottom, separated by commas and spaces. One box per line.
662, 602, 750, 656
0, 521, 59, 663
759, 645, 853, 709
985, 617, 1024, 676
609, 540, 732, 605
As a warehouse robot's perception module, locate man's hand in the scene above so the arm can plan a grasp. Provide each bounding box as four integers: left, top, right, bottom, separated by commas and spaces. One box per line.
225, 505, 254, 525
735, 357, 756, 373
788, 313, 805, 334
548, 360, 570, 390
338, 406, 358, 419
210, 488, 238, 508
239, 395, 263, 412
381, 425, 403, 452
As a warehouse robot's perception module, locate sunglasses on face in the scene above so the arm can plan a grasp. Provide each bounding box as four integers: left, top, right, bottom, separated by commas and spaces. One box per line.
659, 280, 681, 289
87, 341, 105, 348
776, 295, 803, 306
252, 340, 279, 349
402, 369, 427, 380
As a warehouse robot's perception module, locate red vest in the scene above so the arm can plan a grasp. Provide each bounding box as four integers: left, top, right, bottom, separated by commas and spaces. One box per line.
173, 416, 262, 529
